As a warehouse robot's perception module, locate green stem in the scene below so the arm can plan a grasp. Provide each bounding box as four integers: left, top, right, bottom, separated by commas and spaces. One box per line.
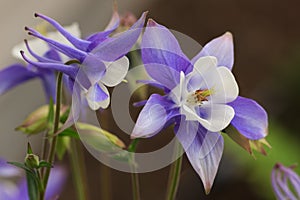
42, 72, 63, 194
70, 138, 90, 200
131, 171, 141, 200
100, 164, 112, 200
129, 139, 140, 200
165, 142, 183, 200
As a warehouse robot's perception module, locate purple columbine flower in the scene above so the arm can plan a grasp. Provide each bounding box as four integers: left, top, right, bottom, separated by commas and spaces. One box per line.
272, 163, 300, 200
21, 10, 147, 110
0, 158, 67, 200
131, 19, 268, 193
0, 23, 84, 102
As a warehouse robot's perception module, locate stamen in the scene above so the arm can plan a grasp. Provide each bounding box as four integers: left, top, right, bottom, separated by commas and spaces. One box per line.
186, 89, 213, 105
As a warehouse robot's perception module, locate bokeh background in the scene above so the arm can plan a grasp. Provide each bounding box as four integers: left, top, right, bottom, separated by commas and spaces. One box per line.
0, 0, 300, 199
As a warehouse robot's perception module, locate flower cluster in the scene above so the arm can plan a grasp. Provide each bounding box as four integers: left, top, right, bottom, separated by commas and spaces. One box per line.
0, 8, 269, 197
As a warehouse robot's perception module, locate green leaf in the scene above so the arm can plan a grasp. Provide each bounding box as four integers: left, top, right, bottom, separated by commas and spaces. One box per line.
8, 161, 34, 174
26, 170, 40, 200
38, 160, 53, 169
56, 136, 70, 160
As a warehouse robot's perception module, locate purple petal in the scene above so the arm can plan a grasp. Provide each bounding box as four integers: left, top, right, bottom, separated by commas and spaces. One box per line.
142, 19, 192, 74
228, 96, 268, 140
39, 69, 56, 102
21, 51, 78, 79
92, 11, 147, 62
26, 27, 87, 62
81, 55, 107, 85
86, 8, 120, 51
131, 94, 179, 138
271, 169, 285, 200
45, 166, 67, 200
0, 64, 37, 95
175, 120, 223, 194
34, 13, 91, 52
86, 83, 108, 102
143, 63, 182, 90
25, 40, 60, 63
192, 32, 234, 70
0, 158, 21, 178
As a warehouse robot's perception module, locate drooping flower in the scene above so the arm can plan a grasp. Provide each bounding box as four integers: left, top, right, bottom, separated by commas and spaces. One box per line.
21, 10, 147, 110
132, 19, 268, 193
0, 22, 81, 102
0, 158, 66, 200
272, 163, 300, 200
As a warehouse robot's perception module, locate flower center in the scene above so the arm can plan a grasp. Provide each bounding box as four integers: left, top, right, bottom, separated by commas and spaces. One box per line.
186, 89, 213, 106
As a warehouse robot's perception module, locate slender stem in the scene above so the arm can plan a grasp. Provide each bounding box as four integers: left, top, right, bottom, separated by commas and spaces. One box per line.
131, 170, 141, 200
42, 72, 63, 193
70, 138, 90, 200
165, 142, 183, 200
100, 164, 112, 200
129, 139, 141, 200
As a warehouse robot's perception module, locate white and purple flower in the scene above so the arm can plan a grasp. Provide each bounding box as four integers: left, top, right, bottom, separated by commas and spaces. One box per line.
272, 163, 300, 200
21, 10, 147, 110
131, 19, 268, 193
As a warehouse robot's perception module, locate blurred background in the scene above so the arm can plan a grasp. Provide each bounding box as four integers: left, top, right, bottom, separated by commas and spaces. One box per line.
0, 0, 300, 199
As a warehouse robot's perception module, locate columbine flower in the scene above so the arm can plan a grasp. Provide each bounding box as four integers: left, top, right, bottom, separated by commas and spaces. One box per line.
272, 163, 300, 200
0, 23, 81, 102
131, 19, 268, 193
0, 158, 66, 200
21, 10, 147, 110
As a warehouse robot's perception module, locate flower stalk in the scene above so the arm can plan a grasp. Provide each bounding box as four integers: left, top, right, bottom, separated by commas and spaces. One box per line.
42, 72, 63, 197
165, 142, 183, 200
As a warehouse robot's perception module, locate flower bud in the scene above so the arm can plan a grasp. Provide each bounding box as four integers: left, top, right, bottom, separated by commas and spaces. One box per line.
25, 154, 40, 169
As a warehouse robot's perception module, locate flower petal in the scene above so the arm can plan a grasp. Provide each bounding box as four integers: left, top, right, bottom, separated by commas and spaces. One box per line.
34, 13, 90, 51
0, 158, 21, 178
192, 32, 234, 70
175, 120, 224, 194
181, 103, 234, 132
141, 19, 192, 74
0, 64, 37, 95
101, 56, 129, 87
131, 94, 178, 138
45, 166, 67, 200
86, 8, 120, 51
92, 12, 147, 62
86, 82, 110, 110
189, 56, 238, 103
228, 96, 268, 140
39, 69, 56, 102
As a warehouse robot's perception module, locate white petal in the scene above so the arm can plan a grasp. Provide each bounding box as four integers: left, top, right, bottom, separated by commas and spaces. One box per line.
101, 56, 129, 87
199, 104, 235, 132
11, 23, 81, 62
86, 82, 110, 110
187, 56, 218, 92
180, 105, 211, 128
170, 71, 186, 105
210, 66, 239, 103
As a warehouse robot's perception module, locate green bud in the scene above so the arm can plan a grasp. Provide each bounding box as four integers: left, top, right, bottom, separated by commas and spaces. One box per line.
25, 154, 40, 169
16, 104, 68, 135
